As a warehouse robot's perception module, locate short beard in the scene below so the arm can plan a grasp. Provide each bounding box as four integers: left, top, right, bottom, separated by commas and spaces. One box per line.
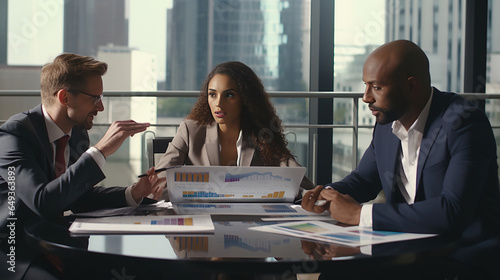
76, 121, 93, 130
376, 108, 404, 125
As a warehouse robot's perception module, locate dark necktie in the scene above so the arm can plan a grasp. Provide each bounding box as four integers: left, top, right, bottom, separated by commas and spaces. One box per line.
55, 135, 70, 177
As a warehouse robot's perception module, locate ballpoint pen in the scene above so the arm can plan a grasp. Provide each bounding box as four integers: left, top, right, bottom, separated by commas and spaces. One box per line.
138, 165, 182, 178
314, 186, 333, 206
314, 200, 327, 206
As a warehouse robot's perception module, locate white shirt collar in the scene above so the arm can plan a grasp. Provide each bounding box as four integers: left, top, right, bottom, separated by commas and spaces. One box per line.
390, 88, 434, 205
41, 105, 71, 143
217, 129, 243, 166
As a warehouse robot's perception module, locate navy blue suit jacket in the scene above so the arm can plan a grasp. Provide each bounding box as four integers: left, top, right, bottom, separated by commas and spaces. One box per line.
0, 105, 127, 229
328, 88, 500, 241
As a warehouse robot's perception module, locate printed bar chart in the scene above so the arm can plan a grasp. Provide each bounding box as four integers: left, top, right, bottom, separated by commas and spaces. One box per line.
182, 191, 235, 198
174, 203, 298, 214
149, 217, 193, 226
69, 215, 214, 234
225, 172, 291, 182
166, 166, 306, 203
173, 237, 209, 252
175, 172, 209, 182
262, 191, 285, 199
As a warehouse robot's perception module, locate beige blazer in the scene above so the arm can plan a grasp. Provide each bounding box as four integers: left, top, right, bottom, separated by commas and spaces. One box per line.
156, 119, 314, 190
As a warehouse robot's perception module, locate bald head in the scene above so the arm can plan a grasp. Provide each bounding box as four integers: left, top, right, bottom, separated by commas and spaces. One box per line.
365, 40, 431, 89
362, 40, 432, 129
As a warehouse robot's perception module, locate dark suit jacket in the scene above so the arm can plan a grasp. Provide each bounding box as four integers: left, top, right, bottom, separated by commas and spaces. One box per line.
328, 88, 500, 241
156, 119, 315, 190
0, 105, 128, 230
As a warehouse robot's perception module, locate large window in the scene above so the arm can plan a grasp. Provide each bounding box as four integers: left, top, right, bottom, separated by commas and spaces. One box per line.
486, 0, 500, 126
333, 0, 385, 179
1, 0, 498, 186
0, 0, 313, 185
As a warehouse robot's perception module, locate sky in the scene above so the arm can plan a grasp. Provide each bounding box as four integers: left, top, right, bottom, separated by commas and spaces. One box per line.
335, 0, 385, 47
128, 0, 173, 80
7, 0, 64, 65
334, 0, 386, 72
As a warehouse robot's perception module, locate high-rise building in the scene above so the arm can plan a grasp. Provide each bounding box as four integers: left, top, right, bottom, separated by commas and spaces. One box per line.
487, 0, 500, 91
0, 0, 7, 65
64, 0, 129, 57
166, 0, 308, 91
485, 0, 500, 125
166, 0, 209, 91
385, 0, 465, 92
279, 0, 308, 91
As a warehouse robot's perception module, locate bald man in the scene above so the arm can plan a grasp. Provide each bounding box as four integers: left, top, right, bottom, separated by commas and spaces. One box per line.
303, 40, 500, 243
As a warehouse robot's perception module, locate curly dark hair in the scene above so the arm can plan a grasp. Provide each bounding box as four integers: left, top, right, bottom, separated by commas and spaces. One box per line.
187, 61, 293, 166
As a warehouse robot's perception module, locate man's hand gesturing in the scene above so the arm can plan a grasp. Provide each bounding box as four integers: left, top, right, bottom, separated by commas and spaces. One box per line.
94, 120, 150, 158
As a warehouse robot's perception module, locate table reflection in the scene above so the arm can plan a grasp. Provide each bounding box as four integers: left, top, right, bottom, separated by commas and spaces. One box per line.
23, 215, 483, 279
164, 221, 307, 259
300, 240, 362, 260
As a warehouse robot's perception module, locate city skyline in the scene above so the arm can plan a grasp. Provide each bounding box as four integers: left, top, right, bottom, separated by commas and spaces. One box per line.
5, 0, 385, 89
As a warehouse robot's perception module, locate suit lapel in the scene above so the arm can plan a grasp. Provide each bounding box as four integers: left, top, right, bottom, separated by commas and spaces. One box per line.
69, 128, 90, 165
416, 89, 445, 193
384, 129, 402, 202
387, 135, 401, 182
240, 141, 255, 166
205, 122, 220, 165
28, 105, 56, 175
29, 105, 90, 175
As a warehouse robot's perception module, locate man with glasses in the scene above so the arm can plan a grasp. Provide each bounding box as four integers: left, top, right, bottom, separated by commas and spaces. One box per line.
0, 53, 164, 234
67, 89, 104, 106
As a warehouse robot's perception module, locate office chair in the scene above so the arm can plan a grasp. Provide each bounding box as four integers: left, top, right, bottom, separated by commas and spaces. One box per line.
146, 137, 174, 168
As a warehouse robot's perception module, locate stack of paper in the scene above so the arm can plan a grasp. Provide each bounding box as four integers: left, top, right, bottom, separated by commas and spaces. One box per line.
167, 166, 305, 203
173, 202, 332, 219
249, 221, 436, 247
69, 215, 214, 235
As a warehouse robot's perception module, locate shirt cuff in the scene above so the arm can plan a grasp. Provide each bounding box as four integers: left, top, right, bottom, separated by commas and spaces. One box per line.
125, 185, 142, 207
86, 147, 106, 169
359, 204, 373, 227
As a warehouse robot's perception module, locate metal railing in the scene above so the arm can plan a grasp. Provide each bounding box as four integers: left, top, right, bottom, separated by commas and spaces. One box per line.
2, 90, 500, 183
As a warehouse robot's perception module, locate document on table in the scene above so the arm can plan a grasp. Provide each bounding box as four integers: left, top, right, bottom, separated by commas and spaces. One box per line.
166, 166, 305, 203
173, 202, 332, 219
249, 221, 436, 247
69, 201, 173, 218
69, 215, 214, 235
166, 166, 325, 218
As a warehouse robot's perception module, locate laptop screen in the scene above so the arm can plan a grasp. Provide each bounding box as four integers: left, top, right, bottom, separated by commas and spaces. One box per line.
166, 165, 305, 203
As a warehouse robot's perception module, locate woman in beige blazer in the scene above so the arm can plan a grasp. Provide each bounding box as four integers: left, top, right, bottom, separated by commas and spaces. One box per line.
156, 61, 314, 191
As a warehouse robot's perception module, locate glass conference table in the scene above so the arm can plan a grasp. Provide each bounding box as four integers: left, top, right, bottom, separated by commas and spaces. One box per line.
24, 207, 460, 279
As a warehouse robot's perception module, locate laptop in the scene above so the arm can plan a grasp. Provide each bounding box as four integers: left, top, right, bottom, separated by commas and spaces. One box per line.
166, 165, 306, 204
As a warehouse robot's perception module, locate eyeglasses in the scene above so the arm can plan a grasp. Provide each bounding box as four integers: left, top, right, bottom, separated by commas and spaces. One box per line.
68, 89, 103, 105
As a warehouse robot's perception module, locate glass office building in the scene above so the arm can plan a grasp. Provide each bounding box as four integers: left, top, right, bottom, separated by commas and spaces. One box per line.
166, 0, 308, 91
64, 0, 129, 58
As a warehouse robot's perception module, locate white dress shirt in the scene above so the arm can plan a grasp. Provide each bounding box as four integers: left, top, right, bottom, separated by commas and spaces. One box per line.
219, 130, 243, 165
218, 129, 243, 165
359, 89, 434, 227
42, 105, 72, 167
